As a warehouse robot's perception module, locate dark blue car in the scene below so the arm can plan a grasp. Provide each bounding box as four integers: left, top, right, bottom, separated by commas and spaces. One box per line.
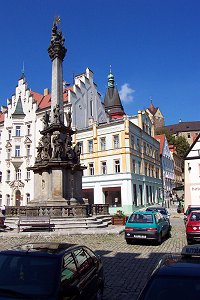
0, 243, 104, 299
138, 244, 200, 299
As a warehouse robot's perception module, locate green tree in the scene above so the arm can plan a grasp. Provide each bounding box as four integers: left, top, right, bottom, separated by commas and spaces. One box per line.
174, 136, 190, 159
155, 128, 190, 158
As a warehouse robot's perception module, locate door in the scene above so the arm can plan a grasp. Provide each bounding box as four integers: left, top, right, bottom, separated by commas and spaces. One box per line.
15, 190, 21, 207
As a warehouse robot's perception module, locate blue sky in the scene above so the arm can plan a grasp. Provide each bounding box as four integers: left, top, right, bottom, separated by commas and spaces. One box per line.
0, 0, 200, 125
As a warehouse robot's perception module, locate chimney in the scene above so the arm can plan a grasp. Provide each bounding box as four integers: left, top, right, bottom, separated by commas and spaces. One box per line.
44, 88, 49, 96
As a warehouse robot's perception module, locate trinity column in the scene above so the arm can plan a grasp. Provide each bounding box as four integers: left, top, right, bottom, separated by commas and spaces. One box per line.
29, 18, 86, 212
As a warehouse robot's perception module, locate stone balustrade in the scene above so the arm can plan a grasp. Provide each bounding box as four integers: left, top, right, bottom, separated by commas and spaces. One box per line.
5, 204, 109, 218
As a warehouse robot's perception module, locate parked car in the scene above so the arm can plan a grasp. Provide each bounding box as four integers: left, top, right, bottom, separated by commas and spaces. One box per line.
125, 211, 171, 245
186, 210, 200, 244
184, 205, 200, 225
138, 244, 200, 299
0, 242, 104, 299
146, 206, 170, 223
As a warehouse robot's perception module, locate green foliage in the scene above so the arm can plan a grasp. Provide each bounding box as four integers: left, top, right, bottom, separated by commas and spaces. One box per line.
155, 128, 190, 159
174, 136, 190, 159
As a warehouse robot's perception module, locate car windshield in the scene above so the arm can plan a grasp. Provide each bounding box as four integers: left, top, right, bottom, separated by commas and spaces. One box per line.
190, 212, 200, 221
0, 253, 59, 298
141, 277, 200, 300
187, 207, 200, 215
129, 214, 153, 223
158, 210, 167, 215
147, 208, 167, 215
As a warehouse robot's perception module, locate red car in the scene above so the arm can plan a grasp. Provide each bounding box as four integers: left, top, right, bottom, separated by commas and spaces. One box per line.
186, 210, 200, 244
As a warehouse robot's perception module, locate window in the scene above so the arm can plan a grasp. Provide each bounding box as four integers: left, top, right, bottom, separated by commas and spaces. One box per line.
88, 140, 93, 153
100, 137, 106, 151
132, 159, 136, 173
138, 161, 141, 174
0, 194, 2, 206
15, 126, 21, 137
90, 100, 93, 116
187, 133, 191, 138
113, 135, 119, 149
27, 124, 31, 135
8, 130, 11, 140
27, 169, 30, 180
145, 163, 148, 176
27, 145, 31, 156
61, 253, 77, 282
79, 141, 83, 154
16, 169, 21, 180
6, 170, 10, 181
114, 160, 120, 173
101, 161, 107, 175
7, 149, 11, 160
137, 138, 140, 151
143, 142, 146, 154
26, 193, 30, 203
6, 194, 10, 206
131, 135, 135, 148
151, 165, 154, 177
89, 163, 94, 175
0, 172, 2, 183
15, 146, 20, 157
156, 168, 159, 178
74, 248, 94, 276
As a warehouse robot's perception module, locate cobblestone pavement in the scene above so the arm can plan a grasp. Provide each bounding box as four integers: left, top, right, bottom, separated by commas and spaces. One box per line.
0, 209, 186, 300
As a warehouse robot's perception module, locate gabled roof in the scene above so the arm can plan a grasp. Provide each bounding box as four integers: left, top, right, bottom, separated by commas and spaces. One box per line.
31, 87, 72, 111
154, 134, 165, 155
0, 112, 4, 123
184, 132, 200, 159
147, 103, 158, 115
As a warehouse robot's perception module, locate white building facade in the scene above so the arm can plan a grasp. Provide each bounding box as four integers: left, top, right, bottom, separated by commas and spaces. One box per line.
74, 115, 162, 215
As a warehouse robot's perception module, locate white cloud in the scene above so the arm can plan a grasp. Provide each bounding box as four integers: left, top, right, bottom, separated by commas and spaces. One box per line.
119, 83, 135, 103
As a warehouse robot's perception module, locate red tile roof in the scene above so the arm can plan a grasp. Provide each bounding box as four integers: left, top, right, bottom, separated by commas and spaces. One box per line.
154, 134, 165, 155
31, 87, 72, 110
148, 103, 158, 115
0, 112, 4, 123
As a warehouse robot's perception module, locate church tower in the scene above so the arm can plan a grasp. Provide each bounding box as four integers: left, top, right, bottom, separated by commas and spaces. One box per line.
103, 69, 125, 119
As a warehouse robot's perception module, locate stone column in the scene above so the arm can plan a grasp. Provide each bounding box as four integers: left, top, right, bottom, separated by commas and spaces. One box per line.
48, 21, 67, 124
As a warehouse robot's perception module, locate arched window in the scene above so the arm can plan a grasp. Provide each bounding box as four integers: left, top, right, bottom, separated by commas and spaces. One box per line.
26, 193, 30, 203
6, 194, 10, 206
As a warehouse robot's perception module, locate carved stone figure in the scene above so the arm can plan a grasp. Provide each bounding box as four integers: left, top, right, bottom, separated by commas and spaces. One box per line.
66, 110, 72, 128
53, 104, 60, 124
52, 133, 63, 159
36, 140, 43, 161
42, 133, 51, 159
42, 111, 50, 129
73, 142, 81, 164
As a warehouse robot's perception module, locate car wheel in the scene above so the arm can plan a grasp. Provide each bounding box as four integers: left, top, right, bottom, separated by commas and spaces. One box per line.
156, 233, 162, 245
126, 239, 133, 245
166, 228, 171, 238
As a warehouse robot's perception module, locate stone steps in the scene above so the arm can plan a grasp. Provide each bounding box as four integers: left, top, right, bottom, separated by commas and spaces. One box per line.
4, 215, 112, 231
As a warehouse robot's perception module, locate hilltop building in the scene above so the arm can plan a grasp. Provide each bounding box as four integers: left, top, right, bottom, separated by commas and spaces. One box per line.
146, 100, 165, 131
163, 121, 200, 146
